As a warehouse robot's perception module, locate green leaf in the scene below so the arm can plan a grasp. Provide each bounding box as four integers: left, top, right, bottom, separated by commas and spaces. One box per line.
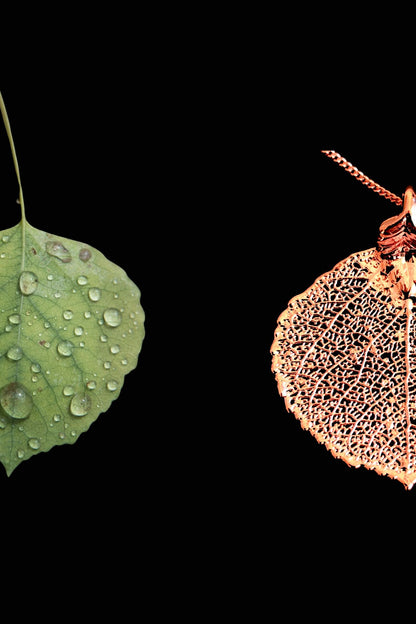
0, 92, 145, 475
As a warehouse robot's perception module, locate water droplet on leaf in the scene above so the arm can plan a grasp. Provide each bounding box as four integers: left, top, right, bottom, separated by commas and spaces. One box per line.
103, 308, 122, 328
6, 345, 22, 361
79, 248, 91, 262
63, 310, 73, 320
45, 236, 72, 262
19, 271, 38, 295
77, 275, 88, 285
57, 340, 74, 357
28, 438, 40, 450
45, 240, 72, 263
107, 380, 118, 392
70, 392, 91, 417
8, 313, 21, 325
88, 287, 101, 301
0, 382, 33, 419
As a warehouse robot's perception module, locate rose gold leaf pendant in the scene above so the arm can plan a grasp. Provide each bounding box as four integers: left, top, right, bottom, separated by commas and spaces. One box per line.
271, 151, 416, 490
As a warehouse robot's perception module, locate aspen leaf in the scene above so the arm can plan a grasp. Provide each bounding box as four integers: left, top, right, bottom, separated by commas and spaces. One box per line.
0, 92, 145, 475
272, 151, 416, 490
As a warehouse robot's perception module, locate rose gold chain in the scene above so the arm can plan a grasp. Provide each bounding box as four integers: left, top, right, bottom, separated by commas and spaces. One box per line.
322, 150, 403, 206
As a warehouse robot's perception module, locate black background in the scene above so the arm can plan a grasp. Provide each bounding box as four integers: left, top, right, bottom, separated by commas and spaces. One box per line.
2, 12, 416, 617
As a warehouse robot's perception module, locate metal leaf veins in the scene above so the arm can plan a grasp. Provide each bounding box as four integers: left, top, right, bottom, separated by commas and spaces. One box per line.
271, 161, 416, 490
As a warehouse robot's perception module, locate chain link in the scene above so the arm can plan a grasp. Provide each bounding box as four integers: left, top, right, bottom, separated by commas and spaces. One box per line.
322, 150, 403, 206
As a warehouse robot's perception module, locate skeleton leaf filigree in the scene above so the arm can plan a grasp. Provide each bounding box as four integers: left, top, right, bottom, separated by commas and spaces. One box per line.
271, 166, 416, 489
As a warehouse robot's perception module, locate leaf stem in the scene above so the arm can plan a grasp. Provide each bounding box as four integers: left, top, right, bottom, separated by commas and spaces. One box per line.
0, 91, 26, 224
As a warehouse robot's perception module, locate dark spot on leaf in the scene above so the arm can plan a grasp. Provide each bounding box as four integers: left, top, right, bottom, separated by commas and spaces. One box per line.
79, 248, 91, 262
